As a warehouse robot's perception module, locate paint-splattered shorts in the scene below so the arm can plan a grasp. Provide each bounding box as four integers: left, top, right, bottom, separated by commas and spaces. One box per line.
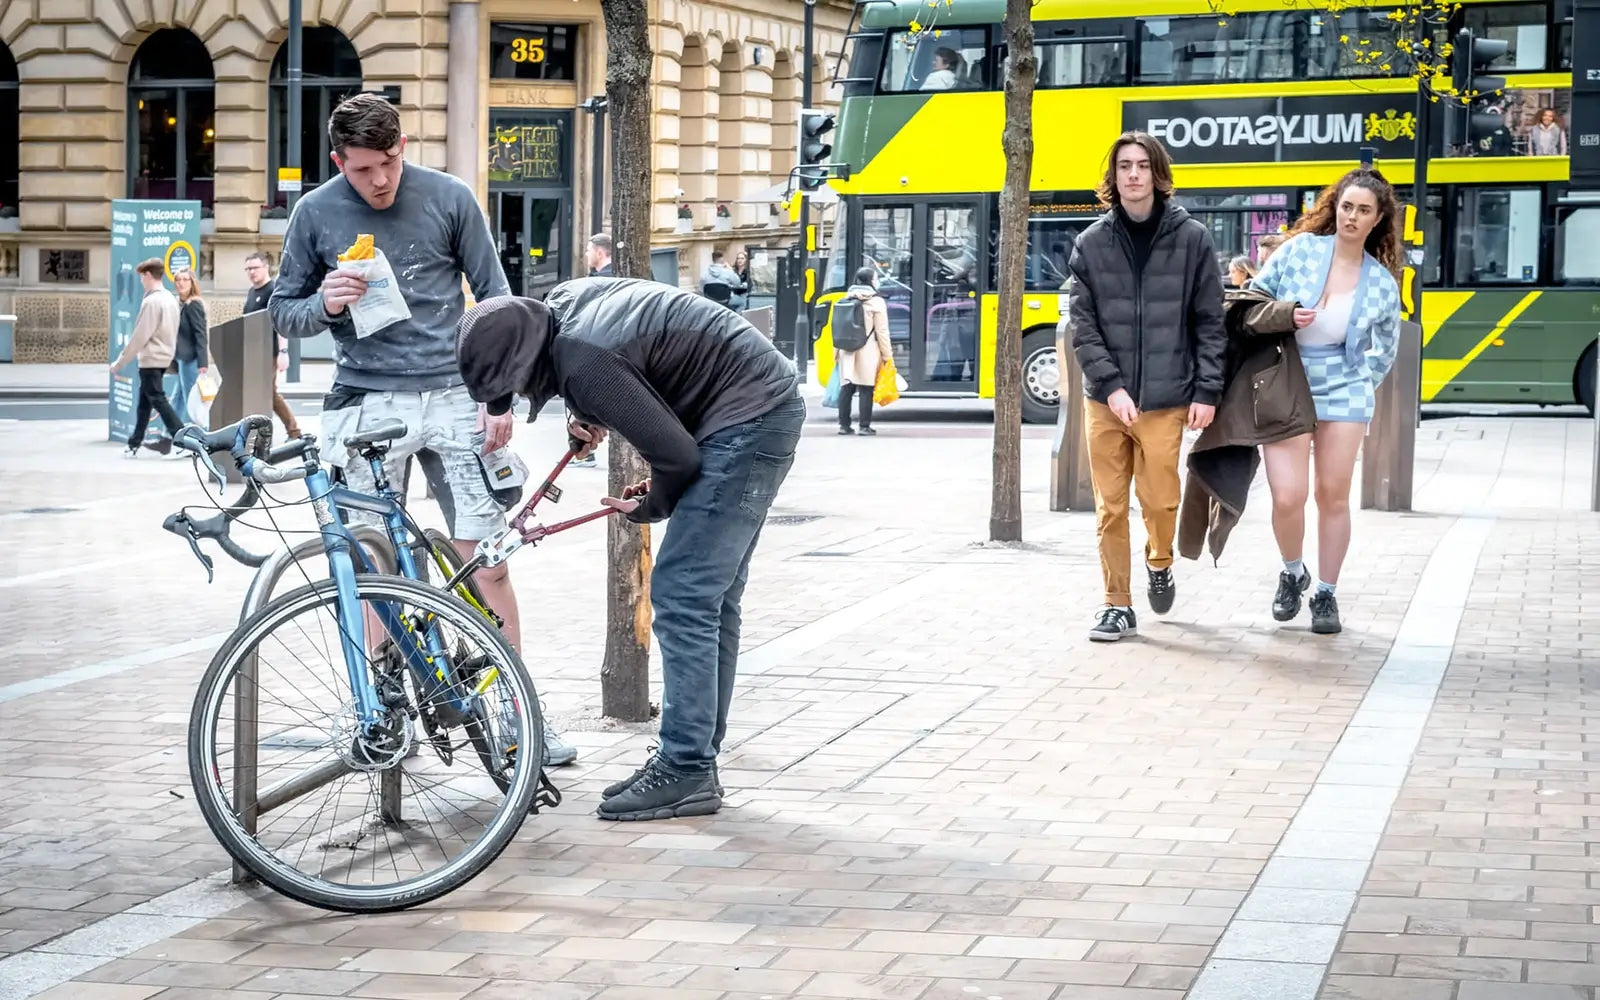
317, 384, 504, 541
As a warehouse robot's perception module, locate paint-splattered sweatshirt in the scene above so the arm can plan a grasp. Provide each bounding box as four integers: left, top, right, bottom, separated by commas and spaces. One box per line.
269, 163, 510, 392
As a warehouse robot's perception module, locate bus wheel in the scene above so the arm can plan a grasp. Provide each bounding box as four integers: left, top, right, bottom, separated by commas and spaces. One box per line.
1020, 330, 1060, 425
1578, 342, 1596, 417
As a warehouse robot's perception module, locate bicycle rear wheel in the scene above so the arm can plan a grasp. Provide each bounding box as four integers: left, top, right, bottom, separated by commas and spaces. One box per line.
187, 574, 545, 913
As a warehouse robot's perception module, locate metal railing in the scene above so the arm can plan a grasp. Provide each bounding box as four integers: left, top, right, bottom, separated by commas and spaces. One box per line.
228, 526, 397, 885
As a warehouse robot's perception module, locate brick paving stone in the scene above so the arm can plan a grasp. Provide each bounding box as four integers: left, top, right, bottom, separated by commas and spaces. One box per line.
5, 411, 1592, 1000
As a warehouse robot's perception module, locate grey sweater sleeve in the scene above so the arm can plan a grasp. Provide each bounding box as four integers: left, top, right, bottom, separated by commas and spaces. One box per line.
268, 207, 346, 341
453, 185, 511, 303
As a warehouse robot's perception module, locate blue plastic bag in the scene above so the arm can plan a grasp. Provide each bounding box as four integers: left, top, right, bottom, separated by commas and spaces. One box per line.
822, 368, 841, 409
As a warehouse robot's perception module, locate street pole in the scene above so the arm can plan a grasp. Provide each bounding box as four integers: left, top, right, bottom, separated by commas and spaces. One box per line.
797, 0, 815, 378
285, 0, 304, 383
589, 99, 607, 239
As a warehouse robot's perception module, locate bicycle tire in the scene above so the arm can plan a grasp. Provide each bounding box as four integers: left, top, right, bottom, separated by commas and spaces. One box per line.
187, 574, 543, 913
421, 527, 492, 618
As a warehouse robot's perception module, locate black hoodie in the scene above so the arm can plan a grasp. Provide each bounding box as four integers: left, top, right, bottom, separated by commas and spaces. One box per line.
456, 279, 798, 523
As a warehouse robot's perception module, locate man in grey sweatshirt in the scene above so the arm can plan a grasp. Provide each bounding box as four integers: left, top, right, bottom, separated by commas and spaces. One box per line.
269, 92, 578, 767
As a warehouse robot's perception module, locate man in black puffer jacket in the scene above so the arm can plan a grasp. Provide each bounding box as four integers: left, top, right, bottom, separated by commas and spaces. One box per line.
455, 278, 804, 822
1064, 131, 1227, 642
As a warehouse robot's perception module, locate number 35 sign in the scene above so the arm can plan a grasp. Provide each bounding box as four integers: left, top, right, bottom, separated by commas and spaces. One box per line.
509, 37, 546, 63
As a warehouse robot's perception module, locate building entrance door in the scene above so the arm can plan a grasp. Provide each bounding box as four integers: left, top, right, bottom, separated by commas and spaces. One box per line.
491, 188, 571, 300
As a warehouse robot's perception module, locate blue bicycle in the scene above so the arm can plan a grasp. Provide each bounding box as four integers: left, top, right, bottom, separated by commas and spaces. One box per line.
167, 413, 607, 912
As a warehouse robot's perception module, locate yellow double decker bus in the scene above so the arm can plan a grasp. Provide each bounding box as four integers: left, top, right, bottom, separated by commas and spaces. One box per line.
816, 0, 1596, 421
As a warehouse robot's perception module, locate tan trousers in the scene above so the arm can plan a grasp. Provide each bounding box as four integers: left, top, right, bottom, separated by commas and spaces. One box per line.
1085, 399, 1187, 607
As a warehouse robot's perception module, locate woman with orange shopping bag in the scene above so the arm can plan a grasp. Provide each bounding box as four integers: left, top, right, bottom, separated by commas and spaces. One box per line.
834, 266, 894, 435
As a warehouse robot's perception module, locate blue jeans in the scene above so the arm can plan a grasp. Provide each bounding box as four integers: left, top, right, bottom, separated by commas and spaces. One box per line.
654, 393, 806, 775
173, 358, 200, 426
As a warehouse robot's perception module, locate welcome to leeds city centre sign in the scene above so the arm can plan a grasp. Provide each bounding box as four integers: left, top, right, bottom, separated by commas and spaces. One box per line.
108, 199, 201, 443
1123, 94, 1420, 165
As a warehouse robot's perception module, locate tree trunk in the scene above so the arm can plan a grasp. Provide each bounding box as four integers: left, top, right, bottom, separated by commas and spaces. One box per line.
989, 0, 1035, 543
598, 0, 654, 722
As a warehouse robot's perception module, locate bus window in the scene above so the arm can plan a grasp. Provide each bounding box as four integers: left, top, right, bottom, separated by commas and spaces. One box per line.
1464, 2, 1549, 72
1034, 39, 1128, 88
1177, 193, 1290, 272
879, 28, 989, 93
1558, 208, 1600, 284
1453, 188, 1542, 285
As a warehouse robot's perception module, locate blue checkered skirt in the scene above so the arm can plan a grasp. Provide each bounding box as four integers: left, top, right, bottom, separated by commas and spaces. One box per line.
1298, 343, 1374, 423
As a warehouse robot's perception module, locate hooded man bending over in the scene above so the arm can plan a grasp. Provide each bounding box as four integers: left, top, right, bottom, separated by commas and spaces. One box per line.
455, 277, 804, 822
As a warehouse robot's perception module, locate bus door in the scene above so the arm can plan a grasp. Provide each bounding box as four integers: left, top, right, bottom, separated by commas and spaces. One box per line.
858, 198, 984, 393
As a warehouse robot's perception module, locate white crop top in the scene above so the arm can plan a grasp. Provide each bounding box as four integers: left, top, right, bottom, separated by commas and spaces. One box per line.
1295, 291, 1353, 349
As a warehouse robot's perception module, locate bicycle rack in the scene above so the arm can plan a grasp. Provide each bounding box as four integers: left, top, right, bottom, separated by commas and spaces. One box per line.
229, 526, 398, 886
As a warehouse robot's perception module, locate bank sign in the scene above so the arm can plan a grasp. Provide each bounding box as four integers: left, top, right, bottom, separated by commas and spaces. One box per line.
108, 199, 201, 443
1123, 96, 1419, 165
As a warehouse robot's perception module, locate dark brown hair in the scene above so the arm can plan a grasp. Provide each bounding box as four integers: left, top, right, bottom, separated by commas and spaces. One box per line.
135, 258, 164, 278
1096, 131, 1176, 207
1288, 168, 1404, 279
328, 92, 402, 155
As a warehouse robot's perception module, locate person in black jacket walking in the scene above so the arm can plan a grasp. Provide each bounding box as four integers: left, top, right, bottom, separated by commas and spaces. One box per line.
1065, 131, 1228, 641
455, 278, 804, 822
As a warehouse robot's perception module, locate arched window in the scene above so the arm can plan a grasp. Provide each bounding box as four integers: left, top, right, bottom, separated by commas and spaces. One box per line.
268, 27, 362, 209
0, 43, 17, 216
127, 29, 215, 207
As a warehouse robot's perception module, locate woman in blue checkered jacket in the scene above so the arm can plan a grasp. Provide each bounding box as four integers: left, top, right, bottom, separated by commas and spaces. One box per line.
1248, 169, 1404, 636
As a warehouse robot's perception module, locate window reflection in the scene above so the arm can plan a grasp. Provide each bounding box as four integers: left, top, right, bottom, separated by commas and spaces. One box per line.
1454, 188, 1542, 285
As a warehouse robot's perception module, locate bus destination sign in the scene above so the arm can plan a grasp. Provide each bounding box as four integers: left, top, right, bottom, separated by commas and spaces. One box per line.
1122, 96, 1419, 165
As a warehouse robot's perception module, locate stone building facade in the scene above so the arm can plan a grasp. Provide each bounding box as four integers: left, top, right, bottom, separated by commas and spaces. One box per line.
0, 0, 847, 363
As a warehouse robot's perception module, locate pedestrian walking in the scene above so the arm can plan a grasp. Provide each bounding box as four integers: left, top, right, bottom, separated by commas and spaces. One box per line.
456, 277, 803, 822
1063, 130, 1228, 641
242, 251, 301, 441
834, 266, 893, 436
268, 91, 579, 766
171, 267, 209, 428
1249, 168, 1404, 634
111, 258, 185, 458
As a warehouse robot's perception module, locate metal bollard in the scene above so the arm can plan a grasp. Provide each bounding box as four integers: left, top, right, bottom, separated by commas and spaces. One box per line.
1050, 325, 1095, 512
1361, 319, 1422, 512
229, 526, 396, 885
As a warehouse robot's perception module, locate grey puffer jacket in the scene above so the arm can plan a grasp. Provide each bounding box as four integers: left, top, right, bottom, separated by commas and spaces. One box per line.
1063, 200, 1228, 410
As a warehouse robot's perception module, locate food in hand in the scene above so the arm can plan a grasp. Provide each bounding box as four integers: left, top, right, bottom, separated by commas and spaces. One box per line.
338, 234, 376, 262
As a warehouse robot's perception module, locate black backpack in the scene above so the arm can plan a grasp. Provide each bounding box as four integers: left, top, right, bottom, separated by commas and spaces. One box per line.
831, 297, 871, 352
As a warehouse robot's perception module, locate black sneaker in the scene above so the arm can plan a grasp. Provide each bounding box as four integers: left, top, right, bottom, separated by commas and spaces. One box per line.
1309, 590, 1342, 634
1089, 606, 1137, 642
596, 756, 721, 821
603, 752, 722, 800
1147, 567, 1176, 615
1272, 568, 1312, 622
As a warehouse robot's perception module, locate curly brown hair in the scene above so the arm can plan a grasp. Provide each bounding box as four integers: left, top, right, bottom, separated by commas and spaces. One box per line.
1288, 168, 1404, 279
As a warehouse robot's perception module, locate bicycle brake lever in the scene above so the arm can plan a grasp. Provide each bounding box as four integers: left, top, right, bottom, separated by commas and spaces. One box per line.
171, 516, 215, 584
195, 450, 226, 494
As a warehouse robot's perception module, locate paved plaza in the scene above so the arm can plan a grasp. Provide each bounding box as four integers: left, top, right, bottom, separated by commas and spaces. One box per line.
1, 387, 1597, 1000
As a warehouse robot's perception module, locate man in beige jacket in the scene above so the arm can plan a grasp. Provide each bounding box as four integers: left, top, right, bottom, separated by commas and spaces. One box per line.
110, 257, 184, 457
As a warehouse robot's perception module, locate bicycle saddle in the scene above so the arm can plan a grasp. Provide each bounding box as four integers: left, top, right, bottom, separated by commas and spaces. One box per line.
344, 419, 408, 449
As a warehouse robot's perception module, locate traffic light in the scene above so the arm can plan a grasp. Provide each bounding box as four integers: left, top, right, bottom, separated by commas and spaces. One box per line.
798, 108, 835, 192
1446, 28, 1510, 151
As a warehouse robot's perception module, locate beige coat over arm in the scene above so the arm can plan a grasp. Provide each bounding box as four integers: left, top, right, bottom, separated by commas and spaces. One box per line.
839, 286, 893, 386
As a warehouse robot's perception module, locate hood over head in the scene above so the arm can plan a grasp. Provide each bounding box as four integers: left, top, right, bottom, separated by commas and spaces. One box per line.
455, 296, 559, 419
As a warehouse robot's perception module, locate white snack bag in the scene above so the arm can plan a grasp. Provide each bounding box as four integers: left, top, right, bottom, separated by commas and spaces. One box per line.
342, 249, 412, 339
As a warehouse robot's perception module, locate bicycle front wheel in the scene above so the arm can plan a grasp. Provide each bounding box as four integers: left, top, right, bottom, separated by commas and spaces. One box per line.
188, 574, 545, 913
